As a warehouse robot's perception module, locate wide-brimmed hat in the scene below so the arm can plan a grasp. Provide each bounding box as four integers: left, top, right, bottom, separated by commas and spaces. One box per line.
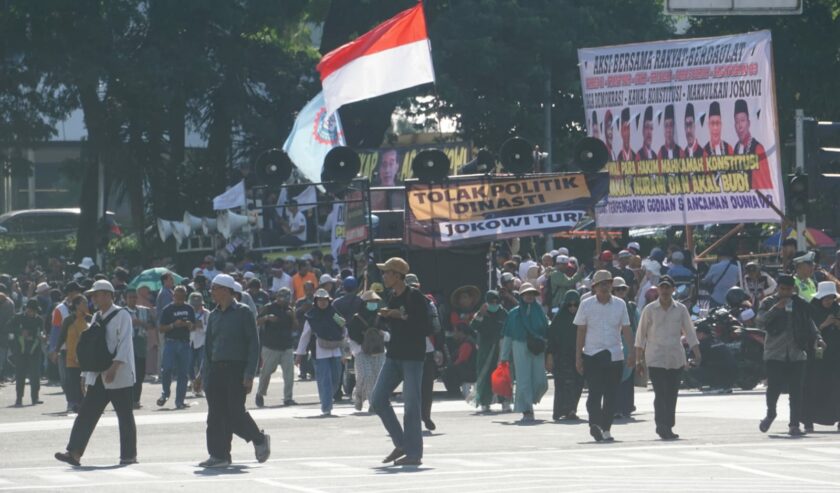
376, 257, 410, 275
814, 281, 838, 300
591, 270, 613, 287
517, 283, 540, 296
360, 290, 381, 302
78, 257, 95, 270
612, 277, 628, 289
451, 285, 481, 307
314, 288, 331, 300
85, 279, 114, 295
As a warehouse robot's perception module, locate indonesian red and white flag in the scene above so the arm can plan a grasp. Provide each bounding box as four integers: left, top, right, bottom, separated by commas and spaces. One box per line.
317, 3, 435, 115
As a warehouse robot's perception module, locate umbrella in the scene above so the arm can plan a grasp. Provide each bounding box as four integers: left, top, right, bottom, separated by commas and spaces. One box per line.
127, 268, 185, 292
763, 228, 837, 249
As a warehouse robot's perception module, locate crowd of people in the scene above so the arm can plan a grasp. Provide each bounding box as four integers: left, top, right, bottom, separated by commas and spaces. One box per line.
2, 235, 840, 467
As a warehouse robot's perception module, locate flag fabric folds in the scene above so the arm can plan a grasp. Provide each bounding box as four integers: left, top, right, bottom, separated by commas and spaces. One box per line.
282, 91, 346, 187
317, 3, 435, 115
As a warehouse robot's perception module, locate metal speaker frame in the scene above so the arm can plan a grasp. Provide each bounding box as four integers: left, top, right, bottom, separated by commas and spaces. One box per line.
573, 137, 610, 174
459, 148, 495, 175
255, 149, 293, 186
322, 146, 361, 194
499, 137, 535, 175
411, 149, 451, 184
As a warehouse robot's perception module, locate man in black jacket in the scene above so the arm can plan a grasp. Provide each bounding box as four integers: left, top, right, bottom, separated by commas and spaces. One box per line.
756, 275, 826, 435
371, 258, 430, 466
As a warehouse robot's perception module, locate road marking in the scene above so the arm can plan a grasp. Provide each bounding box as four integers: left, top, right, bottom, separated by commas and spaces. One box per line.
103, 468, 157, 479
615, 451, 700, 463
750, 448, 833, 462
722, 463, 840, 487
434, 458, 502, 468
254, 479, 327, 492
35, 474, 86, 483
807, 447, 840, 455
298, 461, 356, 470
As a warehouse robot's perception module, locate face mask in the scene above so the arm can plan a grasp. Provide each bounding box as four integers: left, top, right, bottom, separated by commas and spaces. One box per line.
366, 302, 379, 311
487, 303, 500, 313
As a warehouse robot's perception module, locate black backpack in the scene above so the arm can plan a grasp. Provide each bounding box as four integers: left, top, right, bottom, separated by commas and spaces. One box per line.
77, 309, 122, 372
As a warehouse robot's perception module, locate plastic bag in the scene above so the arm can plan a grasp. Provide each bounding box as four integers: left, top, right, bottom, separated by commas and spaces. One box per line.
491, 361, 513, 399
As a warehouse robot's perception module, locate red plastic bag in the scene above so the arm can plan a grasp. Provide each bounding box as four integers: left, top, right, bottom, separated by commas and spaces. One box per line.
491, 361, 513, 399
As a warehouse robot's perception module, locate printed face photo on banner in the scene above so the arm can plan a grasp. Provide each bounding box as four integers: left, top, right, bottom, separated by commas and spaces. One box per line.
578, 30, 783, 227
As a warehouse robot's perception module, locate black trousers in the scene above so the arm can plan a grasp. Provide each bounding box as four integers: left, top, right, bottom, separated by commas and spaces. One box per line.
648, 367, 682, 432
67, 376, 136, 460
133, 357, 146, 404
206, 362, 263, 462
583, 353, 623, 431
64, 367, 83, 409
766, 359, 806, 427
421, 352, 436, 422
15, 353, 41, 401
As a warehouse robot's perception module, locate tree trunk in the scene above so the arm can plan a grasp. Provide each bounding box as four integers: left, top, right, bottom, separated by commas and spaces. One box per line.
74, 83, 108, 261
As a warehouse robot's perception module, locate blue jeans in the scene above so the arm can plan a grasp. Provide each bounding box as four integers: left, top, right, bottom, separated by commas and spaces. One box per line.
313, 357, 342, 414
189, 345, 204, 381
160, 339, 190, 406
371, 358, 424, 459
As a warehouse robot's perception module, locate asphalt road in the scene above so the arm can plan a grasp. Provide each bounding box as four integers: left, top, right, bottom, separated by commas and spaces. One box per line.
2, 374, 840, 492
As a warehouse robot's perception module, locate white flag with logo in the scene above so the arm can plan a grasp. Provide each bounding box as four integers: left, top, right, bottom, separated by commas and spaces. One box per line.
283, 91, 346, 188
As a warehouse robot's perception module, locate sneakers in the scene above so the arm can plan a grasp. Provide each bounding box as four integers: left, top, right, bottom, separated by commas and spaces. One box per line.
789, 425, 805, 436
55, 451, 81, 467
254, 432, 270, 463
589, 425, 605, 442
255, 394, 265, 408
394, 456, 422, 466
759, 415, 776, 433
156, 396, 168, 407
199, 456, 230, 468
602, 430, 615, 442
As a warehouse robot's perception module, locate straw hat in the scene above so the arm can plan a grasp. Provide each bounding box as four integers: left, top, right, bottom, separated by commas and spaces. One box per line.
591, 270, 613, 287
451, 285, 481, 307
517, 283, 540, 296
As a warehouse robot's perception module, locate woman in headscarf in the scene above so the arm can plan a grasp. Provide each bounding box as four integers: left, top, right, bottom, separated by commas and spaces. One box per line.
346, 290, 388, 412
471, 290, 509, 413
546, 289, 583, 420
803, 281, 840, 432
294, 289, 347, 417
500, 283, 549, 422
612, 277, 639, 418
637, 248, 665, 310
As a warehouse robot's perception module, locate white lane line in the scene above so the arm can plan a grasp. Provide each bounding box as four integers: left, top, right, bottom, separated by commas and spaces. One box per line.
254, 479, 327, 492
750, 448, 833, 462
433, 458, 503, 468
722, 463, 840, 487
35, 474, 86, 483
681, 450, 738, 460
103, 468, 157, 479
807, 447, 840, 455
615, 451, 700, 463
298, 461, 357, 470
569, 454, 633, 464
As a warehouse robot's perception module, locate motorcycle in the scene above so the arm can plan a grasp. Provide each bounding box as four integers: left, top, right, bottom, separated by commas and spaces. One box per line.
683, 306, 765, 391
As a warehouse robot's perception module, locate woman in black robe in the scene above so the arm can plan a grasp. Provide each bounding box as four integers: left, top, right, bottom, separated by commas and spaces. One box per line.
804, 282, 840, 431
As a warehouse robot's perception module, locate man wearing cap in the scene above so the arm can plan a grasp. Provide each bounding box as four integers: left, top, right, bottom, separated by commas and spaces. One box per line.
637, 106, 656, 161
793, 252, 817, 302
617, 108, 637, 163
194, 274, 269, 468
55, 280, 137, 467
704, 101, 733, 157
658, 104, 681, 160
756, 275, 826, 435
573, 270, 635, 442
733, 99, 772, 189
157, 286, 195, 410
255, 288, 298, 407
635, 276, 701, 440
683, 103, 705, 158
9, 299, 45, 406
371, 257, 431, 466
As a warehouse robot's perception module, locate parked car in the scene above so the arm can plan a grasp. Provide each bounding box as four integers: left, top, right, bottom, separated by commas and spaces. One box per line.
0, 208, 118, 240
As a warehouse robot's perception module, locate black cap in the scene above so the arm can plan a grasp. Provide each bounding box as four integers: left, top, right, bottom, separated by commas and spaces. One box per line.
664, 104, 674, 121
709, 101, 721, 117
685, 103, 695, 120
621, 108, 631, 123
644, 106, 653, 123
64, 281, 82, 294
657, 275, 675, 287
734, 99, 748, 116
778, 274, 795, 287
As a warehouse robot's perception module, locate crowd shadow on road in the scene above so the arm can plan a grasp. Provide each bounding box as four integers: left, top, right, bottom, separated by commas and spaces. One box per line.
193, 464, 250, 477
372, 465, 432, 475
75, 464, 126, 472
495, 419, 548, 426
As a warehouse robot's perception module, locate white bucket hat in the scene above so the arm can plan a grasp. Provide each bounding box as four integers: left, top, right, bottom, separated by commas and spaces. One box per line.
814, 281, 838, 300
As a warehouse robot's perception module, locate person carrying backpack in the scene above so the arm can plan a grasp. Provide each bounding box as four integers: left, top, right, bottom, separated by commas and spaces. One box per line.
55, 280, 137, 467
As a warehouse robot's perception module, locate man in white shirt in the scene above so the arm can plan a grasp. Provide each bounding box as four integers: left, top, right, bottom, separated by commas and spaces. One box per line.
277, 200, 307, 246
517, 254, 538, 282
635, 276, 701, 440
573, 270, 635, 442
55, 280, 137, 467
269, 260, 293, 294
